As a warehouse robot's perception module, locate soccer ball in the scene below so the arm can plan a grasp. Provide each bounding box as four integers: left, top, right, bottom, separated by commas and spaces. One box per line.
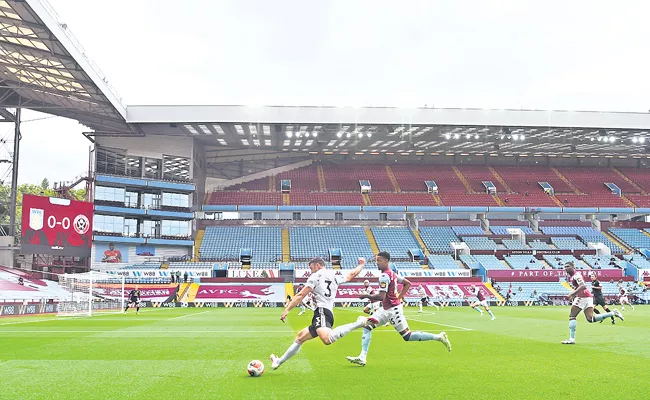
247, 360, 264, 377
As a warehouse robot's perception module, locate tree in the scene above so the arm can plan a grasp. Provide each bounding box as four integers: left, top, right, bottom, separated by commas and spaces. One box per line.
40, 178, 49, 190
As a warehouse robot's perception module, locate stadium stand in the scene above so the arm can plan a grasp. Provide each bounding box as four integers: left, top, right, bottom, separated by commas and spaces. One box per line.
456, 165, 507, 193
617, 168, 650, 192
199, 226, 281, 263
207, 191, 281, 205
393, 262, 425, 270
499, 193, 559, 207
369, 193, 437, 206
289, 226, 373, 268
501, 282, 569, 301
494, 166, 574, 193
462, 236, 498, 250
419, 226, 459, 254
472, 255, 510, 270
543, 255, 587, 269
279, 165, 320, 192
504, 255, 545, 269
550, 237, 588, 250
529, 240, 554, 249
554, 194, 631, 207
426, 255, 465, 269
490, 225, 535, 235
624, 254, 650, 269
290, 192, 363, 206
452, 226, 484, 235
541, 226, 623, 253
322, 164, 394, 192
370, 227, 420, 259
389, 165, 439, 192
438, 193, 499, 206
581, 255, 625, 269
608, 228, 650, 250
557, 167, 640, 194
502, 239, 529, 250
227, 178, 269, 191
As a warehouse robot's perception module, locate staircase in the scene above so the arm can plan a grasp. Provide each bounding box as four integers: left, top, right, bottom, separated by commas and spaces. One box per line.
269, 175, 276, 192
193, 230, 205, 261
176, 283, 191, 302
484, 282, 505, 302
551, 196, 564, 207
622, 196, 636, 208
643, 230, 650, 238
560, 281, 573, 291
488, 167, 512, 193
603, 231, 633, 253
552, 168, 581, 194
282, 194, 290, 205
492, 195, 504, 206
185, 283, 201, 302
282, 228, 290, 262
317, 165, 327, 192
385, 165, 401, 192
453, 166, 474, 193
413, 230, 429, 255
432, 194, 442, 205
365, 228, 380, 255
362, 193, 371, 206
613, 168, 647, 195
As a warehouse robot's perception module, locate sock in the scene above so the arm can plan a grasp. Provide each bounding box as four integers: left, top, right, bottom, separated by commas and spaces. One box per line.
136, 306, 140, 312
419, 303, 423, 312
299, 305, 305, 313
631, 305, 634, 310
328, 319, 364, 344
473, 307, 482, 314
278, 340, 302, 365
592, 312, 614, 322
593, 308, 601, 314
604, 307, 614, 320
124, 305, 129, 312
487, 310, 495, 318
403, 331, 439, 341
569, 319, 577, 340
360, 328, 372, 358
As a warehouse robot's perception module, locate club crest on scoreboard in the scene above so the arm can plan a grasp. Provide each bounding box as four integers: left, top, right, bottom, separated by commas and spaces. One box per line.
29, 208, 44, 230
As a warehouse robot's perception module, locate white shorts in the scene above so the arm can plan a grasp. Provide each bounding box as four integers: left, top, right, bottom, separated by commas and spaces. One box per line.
572, 296, 594, 310
474, 300, 489, 308
370, 304, 408, 332
620, 296, 629, 303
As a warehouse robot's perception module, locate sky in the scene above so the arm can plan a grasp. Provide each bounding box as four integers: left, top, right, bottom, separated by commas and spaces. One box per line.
9, 0, 650, 184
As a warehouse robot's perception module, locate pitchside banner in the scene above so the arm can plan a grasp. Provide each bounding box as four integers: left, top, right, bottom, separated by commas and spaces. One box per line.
21, 194, 93, 256
227, 269, 279, 278
194, 283, 286, 302
295, 269, 382, 279
0, 302, 58, 317
110, 269, 212, 278
398, 270, 471, 278
487, 268, 623, 282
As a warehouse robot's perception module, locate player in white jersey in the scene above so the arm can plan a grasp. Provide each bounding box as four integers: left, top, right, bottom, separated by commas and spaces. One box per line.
270, 257, 375, 370
618, 285, 634, 311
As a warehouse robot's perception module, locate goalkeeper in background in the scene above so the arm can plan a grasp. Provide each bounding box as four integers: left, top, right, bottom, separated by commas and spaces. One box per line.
124, 286, 141, 315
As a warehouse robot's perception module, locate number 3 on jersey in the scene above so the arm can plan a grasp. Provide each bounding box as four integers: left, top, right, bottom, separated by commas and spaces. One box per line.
324, 280, 332, 297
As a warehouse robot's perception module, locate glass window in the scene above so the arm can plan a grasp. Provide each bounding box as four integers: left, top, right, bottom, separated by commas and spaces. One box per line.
93, 215, 124, 233
95, 186, 125, 203
123, 219, 137, 237
143, 193, 161, 209
96, 147, 126, 176
125, 191, 138, 208
160, 220, 189, 237
163, 155, 190, 181
141, 220, 158, 237
292, 212, 301, 221
162, 192, 189, 208
253, 212, 262, 221
335, 212, 343, 221
126, 156, 142, 178
144, 158, 162, 179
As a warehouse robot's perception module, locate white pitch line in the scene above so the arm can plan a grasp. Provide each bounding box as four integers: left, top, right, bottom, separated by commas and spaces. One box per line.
0, 308, 172, 326
167, 310, 211, 320
0, 329, 469, 334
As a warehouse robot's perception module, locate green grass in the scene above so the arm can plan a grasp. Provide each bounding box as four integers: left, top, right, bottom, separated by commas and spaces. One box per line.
0, 306, 648, 400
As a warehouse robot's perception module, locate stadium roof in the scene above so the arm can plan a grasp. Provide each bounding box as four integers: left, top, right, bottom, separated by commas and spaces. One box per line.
0, 0, 132, 133
2, 0, 650, 159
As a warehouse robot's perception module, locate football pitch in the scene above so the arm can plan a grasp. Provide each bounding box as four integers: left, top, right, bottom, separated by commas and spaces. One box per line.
0, 306, 648, 400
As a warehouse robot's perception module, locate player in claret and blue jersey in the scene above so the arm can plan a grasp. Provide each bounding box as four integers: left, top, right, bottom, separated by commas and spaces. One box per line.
469, 284, 496, 320
562, 262, 624, 344
346, 251, 451, 366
